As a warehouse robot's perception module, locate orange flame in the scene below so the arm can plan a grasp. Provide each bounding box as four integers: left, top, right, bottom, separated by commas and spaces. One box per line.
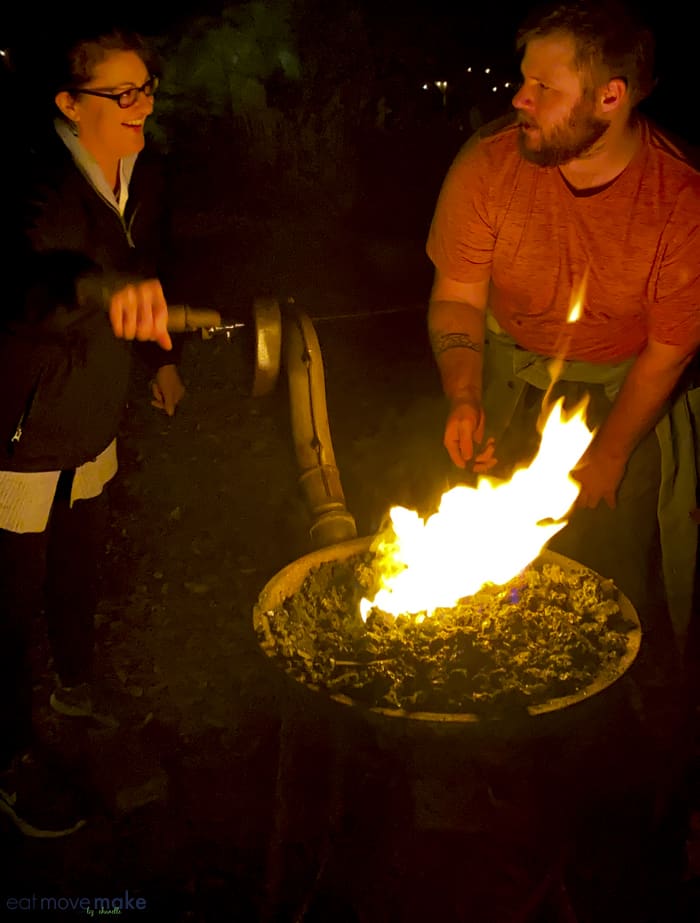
567, 269, 588, 324
360, 396, 594, 620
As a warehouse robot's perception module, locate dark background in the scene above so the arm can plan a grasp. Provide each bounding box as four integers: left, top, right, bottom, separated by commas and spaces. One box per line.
1, 3, 699, 922
2, 0, 697, 246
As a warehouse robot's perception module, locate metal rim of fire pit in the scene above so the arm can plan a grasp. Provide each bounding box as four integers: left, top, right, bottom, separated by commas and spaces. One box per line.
254, 536, 642, 723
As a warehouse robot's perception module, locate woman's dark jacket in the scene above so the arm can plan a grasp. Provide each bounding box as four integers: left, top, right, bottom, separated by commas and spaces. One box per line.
0, 131, 174, 472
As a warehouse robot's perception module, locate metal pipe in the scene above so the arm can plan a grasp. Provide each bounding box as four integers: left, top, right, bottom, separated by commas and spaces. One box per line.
283, 305, 357, 548
167, 297, 357, 545
167, 304, 223, 332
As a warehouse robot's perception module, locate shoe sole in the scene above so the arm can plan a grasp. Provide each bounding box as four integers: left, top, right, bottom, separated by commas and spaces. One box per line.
49, 693, 119, 728
0, 790, 86, 839
49, 691, 94, 718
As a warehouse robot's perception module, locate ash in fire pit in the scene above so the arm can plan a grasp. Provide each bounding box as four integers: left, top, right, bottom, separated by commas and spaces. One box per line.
255, 539, 641, 721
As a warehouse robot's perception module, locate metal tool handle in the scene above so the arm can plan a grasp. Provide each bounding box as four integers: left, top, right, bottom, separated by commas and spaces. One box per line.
167, 304, 222, 332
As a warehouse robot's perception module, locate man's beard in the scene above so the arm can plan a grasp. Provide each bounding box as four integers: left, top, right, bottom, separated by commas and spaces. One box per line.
517, 98, 609, 167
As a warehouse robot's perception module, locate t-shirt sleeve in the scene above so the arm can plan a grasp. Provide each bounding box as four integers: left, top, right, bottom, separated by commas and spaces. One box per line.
426, 137, 495, 283
648, 183, 700, 351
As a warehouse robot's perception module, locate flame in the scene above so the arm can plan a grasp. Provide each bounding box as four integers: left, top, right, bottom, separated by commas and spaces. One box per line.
567, 267, 588, 323
360, 397, 594, 621
541, 270, 588, 427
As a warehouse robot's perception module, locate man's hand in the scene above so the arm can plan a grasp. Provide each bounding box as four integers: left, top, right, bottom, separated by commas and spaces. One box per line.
152, 364, 185, 417
572, 443, 628, 510
444, 399, 498, 471
570, 339, 694, 510
109, 279, 172, 351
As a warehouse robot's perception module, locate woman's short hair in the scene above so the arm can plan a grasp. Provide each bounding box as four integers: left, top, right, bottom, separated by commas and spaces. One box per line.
53, 26, 159, 94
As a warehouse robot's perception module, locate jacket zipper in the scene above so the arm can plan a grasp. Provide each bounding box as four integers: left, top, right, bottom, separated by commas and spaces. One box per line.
102, 190, 138, 248
10, 417, 24, 448
8, 379, 41, 455
125, 203, 140, 248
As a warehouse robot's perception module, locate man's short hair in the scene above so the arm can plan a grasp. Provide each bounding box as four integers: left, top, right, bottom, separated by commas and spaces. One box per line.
516, 0, 656, 106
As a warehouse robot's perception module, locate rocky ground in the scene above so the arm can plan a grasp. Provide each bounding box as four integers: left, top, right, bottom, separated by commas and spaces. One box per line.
2, 187, 700, 922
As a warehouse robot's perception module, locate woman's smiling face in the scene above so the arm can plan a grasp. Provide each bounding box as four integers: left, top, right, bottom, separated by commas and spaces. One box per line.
56, 49, 154, 178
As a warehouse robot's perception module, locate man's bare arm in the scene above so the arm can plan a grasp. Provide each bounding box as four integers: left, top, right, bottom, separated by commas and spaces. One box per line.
428, 270, 492, 467
574, 337, 697, 508
597, 338, 695, 459
428, 270, 490, 406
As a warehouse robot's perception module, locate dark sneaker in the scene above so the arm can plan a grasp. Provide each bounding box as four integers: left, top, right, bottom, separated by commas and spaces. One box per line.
50, 677, 119, 728
50, 679, 93, 717
0, 752, 87, 839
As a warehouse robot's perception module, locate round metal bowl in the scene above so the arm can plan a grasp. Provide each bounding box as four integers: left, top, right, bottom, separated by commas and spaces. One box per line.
254, 536, 642, 724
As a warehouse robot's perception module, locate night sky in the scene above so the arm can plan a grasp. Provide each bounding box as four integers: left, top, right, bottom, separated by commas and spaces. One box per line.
1, 0, 695, 142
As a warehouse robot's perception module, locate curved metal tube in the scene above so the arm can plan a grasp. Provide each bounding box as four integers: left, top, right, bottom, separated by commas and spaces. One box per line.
283, 306, 357, 548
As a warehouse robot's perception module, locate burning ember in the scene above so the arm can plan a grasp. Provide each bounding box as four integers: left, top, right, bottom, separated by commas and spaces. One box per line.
360, 396, 594, 621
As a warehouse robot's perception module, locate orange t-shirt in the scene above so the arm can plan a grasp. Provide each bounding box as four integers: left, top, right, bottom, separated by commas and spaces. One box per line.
426, 116, 700, 362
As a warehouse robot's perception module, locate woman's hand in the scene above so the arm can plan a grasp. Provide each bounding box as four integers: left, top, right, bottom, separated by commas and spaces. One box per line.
109, 279, 172, 351
151, 364, 185, 417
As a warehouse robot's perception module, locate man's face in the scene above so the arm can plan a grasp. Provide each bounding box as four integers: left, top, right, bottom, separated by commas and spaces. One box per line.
512, 34, 608, 167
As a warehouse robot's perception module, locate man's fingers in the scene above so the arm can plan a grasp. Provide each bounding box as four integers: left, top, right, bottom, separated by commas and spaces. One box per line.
474, 409, 486, 445
471, 436, 497, 473
474, 437, 496, 462
446, 438, 467, 468
444, 419, 471, 468
445, 403, 486, 469
473, 457, 498, 473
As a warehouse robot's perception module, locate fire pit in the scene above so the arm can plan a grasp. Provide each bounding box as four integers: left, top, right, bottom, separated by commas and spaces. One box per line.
253, 535, 641, 723
254, 327, 649, 923
255, 333, 641, 725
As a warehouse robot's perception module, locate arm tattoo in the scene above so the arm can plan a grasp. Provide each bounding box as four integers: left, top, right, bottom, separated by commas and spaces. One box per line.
431, 331, 482, 356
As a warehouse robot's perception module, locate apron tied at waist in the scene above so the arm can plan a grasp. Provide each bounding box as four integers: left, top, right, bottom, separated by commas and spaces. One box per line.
483, 317, 699, 643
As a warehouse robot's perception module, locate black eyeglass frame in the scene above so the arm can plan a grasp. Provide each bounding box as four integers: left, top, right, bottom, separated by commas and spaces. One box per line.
71, 75, 159, 109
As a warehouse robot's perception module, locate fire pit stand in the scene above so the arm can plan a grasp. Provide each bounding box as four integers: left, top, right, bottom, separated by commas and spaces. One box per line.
258, 646, 615, 923
255, 539, 646, 922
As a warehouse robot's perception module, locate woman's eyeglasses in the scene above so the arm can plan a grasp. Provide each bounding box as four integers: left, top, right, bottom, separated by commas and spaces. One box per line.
73, 75, 159, 109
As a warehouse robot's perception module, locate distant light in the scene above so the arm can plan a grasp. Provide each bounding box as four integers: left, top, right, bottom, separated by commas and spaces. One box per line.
422, 83, 429, 90
484, 67, 491, 74
492, 86, 498, 92
467, 66, 472, 73
504, 82, 511, 88
435, 80, 448, 91
0, 49, 7, 57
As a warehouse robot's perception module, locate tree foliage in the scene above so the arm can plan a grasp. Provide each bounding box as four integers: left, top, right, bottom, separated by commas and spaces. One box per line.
151, 0, 299, 133
151, 0, 381, 214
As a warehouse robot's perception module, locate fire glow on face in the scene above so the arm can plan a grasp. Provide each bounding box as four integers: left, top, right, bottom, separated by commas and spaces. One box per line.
360, 396, 594, 621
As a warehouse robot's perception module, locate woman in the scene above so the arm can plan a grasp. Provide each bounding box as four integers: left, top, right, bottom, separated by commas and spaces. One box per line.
0, 24, 185, 837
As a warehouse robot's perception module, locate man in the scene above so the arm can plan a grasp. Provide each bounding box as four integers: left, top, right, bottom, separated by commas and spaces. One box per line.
427, 3, 700, 911
427, 0, 700, 648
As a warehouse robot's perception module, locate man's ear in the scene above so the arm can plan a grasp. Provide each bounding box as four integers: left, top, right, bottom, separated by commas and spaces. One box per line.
55, 90, 80, 124
598, 77, 628, 113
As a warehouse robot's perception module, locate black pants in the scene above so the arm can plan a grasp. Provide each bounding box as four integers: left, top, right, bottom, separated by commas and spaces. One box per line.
0, 471, 107, 768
